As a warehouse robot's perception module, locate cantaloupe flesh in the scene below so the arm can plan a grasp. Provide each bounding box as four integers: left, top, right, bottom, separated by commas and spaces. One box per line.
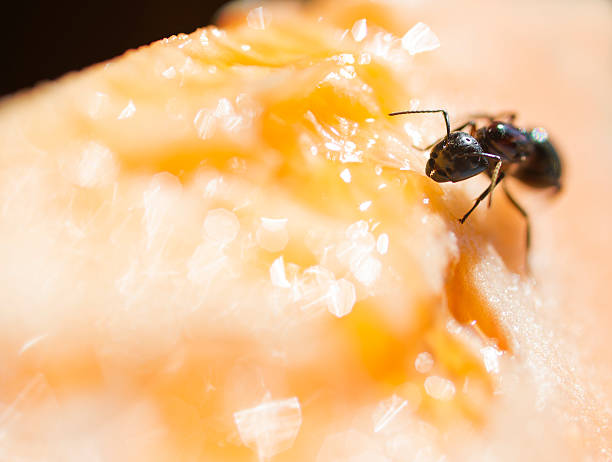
0, 0, 611, 461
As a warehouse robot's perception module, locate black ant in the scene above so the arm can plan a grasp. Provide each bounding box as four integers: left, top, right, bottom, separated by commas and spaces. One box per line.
389, 109, 562, 253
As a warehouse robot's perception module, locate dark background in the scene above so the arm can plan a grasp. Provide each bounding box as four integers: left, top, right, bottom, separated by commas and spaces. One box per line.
1, 0, 230, 97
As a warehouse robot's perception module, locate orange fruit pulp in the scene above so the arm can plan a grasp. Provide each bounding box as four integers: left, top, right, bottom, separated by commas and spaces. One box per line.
0, 0, 611, 461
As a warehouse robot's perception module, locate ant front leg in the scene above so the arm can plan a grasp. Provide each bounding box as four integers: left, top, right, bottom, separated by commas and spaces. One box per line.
487, 157, 503, 207
459, 172, 505, 224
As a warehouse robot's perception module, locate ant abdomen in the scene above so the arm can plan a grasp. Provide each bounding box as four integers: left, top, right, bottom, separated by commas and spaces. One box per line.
512, 128, 562, 190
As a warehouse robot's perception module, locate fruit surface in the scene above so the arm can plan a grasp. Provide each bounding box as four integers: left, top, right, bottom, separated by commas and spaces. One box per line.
0, 0, 611, 461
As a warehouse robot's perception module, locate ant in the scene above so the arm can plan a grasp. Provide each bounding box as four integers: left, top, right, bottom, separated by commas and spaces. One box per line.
389, 109, 562, 254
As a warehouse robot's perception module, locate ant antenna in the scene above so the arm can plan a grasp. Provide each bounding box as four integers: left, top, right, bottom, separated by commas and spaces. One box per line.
388, 109, 451, 137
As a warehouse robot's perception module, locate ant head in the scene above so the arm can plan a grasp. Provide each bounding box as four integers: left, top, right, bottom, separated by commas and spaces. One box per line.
426, 132, 488, 183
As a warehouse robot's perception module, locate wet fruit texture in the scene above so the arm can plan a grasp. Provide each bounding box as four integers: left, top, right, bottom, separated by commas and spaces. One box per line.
0, 0, 611, 461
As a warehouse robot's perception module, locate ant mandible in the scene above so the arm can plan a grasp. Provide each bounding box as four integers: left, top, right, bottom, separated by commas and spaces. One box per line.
388, 109, 562, 252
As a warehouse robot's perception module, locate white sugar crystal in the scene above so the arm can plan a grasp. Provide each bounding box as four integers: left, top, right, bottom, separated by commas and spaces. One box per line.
87, 91, 109, 119
326, 278, 356, 318
340, 168, 352, 183
257, 218, 289, 252
424, 376, 456, 401
414, 352, 434, 374
187, 243, 228, 285
18, 334, 49, 355
203, 208, 240, 244
143, 172, 182, 247
481, 346, 502, 374
65, 141, 118, 189
359, 200, 372, 211
194, 108, 216, 139
270, 256, 291, 288
234, 397, 302, 460
401, 22, 440, 55
118, 100, 136, 120
376, 233, 389, 255
295, 265, 336, 314
351, 255, 382, 286
260, 217, 288, 233
403, 122, 423, 145
199, 31, 209, 46
373, 394, 408, 433
317, 430, 387, 462
345, 220, 370, 241
247, 6, 269, 30
351, 19, 368, 42
162, 66, 177, 79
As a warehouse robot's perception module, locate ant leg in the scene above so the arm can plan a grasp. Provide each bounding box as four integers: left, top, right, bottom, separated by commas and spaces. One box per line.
453, 120, 477, 133
488, 159, 503, 207
502, 182, 531, 252
467, 152, 504, 208
469, 112, 517, 123
459, 173, 505, 224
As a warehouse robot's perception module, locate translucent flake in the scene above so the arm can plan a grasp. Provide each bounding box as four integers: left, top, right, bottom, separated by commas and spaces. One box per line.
199, 30, 209, 46
18, 333, 49, 355
424, 376, 456, 401
340, 168, 352, 183
326, 278, 356, 318
241, 44, 252, 52
414, 352, 434, 373
257, 218, 289, 252
233, 397, 302, 460
376, 233, 389, 255
372, 394, 409, 433
358, 53, 371, 65
118, 100, 136, 120
161, 66, 177, 79
0, 374, 55, 434
334, 53, 355, 65
339, 66, 357, 80
351, 19, 368, 42
210, 27, 224, 38
203, 208, 240, 244
270, 256, 291, 288
247, 6, 269, 30
480, 346, 502, 374
401, 22, 440, 55
87, 91, 109, 119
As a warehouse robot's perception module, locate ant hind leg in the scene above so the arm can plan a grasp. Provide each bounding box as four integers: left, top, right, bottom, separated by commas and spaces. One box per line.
502, 182, 531, 252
